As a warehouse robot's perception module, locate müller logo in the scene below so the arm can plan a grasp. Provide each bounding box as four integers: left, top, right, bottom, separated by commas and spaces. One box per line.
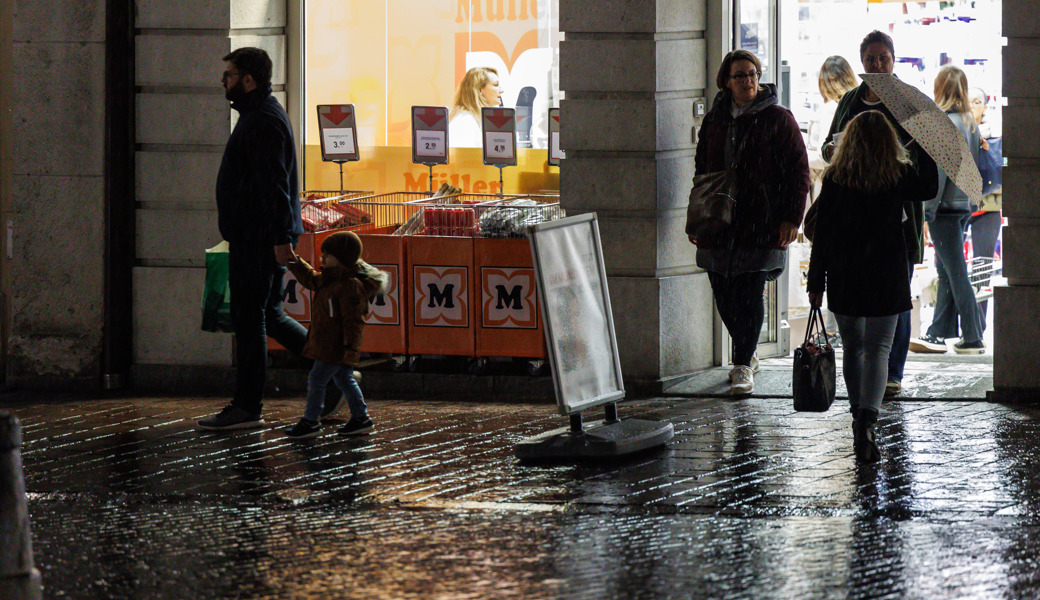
365, 265, 399, 326
481, 267, 536, 329
414, 265, 469, 327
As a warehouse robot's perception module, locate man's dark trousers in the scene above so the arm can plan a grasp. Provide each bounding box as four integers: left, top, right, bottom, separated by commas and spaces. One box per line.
229, 241, 307, 414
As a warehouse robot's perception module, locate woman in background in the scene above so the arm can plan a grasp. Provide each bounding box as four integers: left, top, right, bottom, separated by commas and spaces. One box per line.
910, 65, 985, 355
448, 67, 503, 148
966, 86, 1002, 325
807, 56, 858, 184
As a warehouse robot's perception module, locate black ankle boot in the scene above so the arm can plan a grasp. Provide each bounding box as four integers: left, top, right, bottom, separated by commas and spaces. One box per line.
853, 408, 880, 463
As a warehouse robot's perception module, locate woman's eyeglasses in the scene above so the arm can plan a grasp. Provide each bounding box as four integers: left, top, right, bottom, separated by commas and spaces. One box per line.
730, 71, 760, 82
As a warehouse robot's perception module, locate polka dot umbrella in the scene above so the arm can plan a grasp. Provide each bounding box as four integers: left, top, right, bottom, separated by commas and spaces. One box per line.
860, 72, 983, 207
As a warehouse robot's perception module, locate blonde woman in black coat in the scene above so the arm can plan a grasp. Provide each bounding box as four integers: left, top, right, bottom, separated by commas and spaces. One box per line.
807, 110, 937, 463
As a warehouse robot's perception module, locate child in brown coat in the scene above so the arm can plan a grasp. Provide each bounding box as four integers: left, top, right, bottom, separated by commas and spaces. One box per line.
284, 231, 388, 438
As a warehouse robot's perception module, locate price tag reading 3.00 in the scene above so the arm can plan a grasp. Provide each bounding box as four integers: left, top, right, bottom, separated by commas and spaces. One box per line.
322, 128, 356, 154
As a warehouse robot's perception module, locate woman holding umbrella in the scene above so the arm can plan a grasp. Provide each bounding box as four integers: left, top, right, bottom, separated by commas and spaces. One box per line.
822, 30, 928, 399
910, 66, 985, 355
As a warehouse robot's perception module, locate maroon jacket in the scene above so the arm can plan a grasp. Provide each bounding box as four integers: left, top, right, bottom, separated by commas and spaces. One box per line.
693, 85, 810, 252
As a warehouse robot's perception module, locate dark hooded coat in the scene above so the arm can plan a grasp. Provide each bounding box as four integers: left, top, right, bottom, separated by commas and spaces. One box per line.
693, 84, 810, 275
216, 86, 303, 246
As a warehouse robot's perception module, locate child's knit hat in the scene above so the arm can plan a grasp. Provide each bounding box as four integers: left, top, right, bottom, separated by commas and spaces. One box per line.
321, 231, 362, 266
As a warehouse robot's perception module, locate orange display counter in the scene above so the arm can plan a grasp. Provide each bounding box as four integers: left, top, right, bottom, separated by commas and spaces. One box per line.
474, 237, 545, 360
406, 234, 476, 358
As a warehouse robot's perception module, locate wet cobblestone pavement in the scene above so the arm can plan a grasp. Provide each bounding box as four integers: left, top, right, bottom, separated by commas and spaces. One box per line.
5, 371, 1040, 599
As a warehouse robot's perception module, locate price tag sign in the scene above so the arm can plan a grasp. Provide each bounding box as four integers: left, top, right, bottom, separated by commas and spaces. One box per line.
548, 108, 564, 166
317, 104, 360, 162
481, 107, 517, 166
411, 106, 449, 165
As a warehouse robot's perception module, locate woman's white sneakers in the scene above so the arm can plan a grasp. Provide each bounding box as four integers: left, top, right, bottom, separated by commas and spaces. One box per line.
729, 365, 755, 395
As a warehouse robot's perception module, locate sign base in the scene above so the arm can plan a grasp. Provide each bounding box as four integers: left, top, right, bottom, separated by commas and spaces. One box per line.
515, 418, 673, 462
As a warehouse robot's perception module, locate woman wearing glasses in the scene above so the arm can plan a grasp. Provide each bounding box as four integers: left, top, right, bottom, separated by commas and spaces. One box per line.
822, 30, 926, 399
692, 49, 810, 395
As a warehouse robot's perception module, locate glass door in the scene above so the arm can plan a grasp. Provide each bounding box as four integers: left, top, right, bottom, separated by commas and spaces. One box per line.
715, 0, 791, 363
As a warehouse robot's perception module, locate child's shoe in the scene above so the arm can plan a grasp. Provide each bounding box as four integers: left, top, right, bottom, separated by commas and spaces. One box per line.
284, 418, 322, 439
338, 415, 374, 436
320, 394, 346, 421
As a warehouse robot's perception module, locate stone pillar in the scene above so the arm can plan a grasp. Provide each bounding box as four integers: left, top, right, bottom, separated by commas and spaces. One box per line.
558, 0, 714, 391
132, 0, 287, 368
6, 3, 106, 387
993, 2, 1040, 398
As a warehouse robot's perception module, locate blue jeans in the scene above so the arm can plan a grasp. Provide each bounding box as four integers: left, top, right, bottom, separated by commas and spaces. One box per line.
304, 360, 366, 423
708, 270, 767, 367
228, 242, 308, 414
834, 313, 898, 413
887, 262, 914, 383
926, 214, 983, 344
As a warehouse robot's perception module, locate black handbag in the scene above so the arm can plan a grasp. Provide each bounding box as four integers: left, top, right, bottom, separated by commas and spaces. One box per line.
686, 170, 737, 243
792, 306, 836, 412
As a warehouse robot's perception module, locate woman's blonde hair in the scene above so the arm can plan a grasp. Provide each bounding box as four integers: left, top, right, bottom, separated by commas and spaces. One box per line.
450, 67, 499, 119
826, 110, 911, 193
934, 65, 975, 131
818, 56, 858, 103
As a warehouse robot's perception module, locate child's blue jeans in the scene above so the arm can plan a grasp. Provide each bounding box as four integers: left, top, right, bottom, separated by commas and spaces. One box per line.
303, 360, 365, 422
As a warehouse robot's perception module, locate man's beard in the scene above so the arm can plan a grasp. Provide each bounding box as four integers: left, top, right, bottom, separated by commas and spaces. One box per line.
225, 80, 247, 102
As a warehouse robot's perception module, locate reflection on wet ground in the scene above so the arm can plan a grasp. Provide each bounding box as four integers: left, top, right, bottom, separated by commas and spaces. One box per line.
7, 393, 1040, 599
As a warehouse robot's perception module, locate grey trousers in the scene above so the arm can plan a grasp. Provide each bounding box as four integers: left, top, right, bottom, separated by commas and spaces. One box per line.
833, 313, 899, 413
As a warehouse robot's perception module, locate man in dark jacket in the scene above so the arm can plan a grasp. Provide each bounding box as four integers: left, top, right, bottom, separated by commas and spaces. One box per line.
198, 47, 308, 430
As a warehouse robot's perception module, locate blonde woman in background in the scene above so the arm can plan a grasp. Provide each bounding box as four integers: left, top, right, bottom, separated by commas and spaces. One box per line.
910, 65, 985, 355
804, 56, 858, 345
807, 56, 858, 181
448, 67, 503, 148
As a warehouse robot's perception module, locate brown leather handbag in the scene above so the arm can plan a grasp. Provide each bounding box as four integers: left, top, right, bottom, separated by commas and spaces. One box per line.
685, 170, 737, 244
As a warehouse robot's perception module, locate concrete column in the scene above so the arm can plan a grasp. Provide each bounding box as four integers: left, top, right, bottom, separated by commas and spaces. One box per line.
6, 3, 106, 387
559, 0, 713, 390
993, 1, 1040, 397
132, 0, 287, 367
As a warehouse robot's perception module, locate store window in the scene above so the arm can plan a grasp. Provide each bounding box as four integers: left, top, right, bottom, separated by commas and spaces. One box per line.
782, 0, 1002, 130
304, 0, 561, 194
782, 0, 1004, 347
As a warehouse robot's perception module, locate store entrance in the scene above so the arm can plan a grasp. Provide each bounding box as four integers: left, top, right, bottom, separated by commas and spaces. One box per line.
778, 0, 1003, 372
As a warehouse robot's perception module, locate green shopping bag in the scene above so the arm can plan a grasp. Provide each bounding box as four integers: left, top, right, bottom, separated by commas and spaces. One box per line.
201, 241, 233, 332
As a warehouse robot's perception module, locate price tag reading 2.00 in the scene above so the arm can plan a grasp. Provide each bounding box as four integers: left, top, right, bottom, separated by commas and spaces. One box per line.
415, 131, 446, 158
411, 106, 449, 165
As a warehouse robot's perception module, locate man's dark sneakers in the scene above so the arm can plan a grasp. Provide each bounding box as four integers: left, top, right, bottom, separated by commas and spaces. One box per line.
954, 339, 986, 354
197, 403, 264, 431
284, 418, 322, 439
337, 416, 374, 436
